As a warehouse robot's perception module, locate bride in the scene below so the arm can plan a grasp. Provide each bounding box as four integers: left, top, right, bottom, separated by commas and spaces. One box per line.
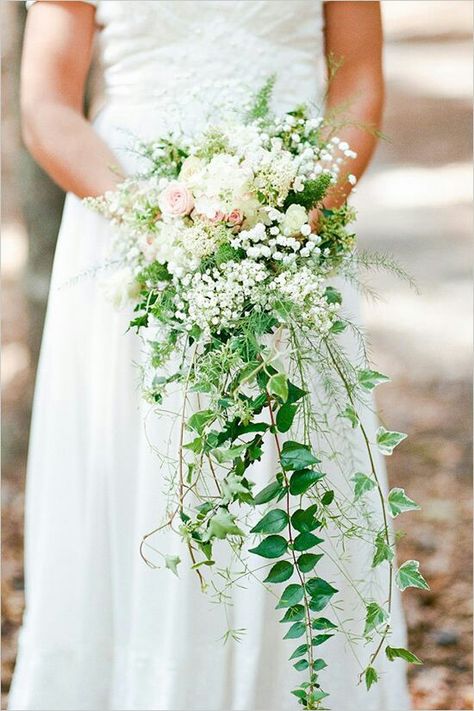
10, 2, 411, 710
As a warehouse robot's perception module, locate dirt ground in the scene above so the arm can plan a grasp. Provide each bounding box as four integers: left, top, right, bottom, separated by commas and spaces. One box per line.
2, 3, 472, 710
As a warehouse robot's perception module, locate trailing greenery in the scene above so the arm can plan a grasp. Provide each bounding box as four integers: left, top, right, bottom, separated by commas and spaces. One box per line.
86, 77, 427, 710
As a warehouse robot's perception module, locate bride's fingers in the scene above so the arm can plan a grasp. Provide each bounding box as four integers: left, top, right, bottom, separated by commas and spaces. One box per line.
309, 207, 321, 232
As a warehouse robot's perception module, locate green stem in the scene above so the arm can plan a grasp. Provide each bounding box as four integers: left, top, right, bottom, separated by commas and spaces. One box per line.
325, 341, 393, 677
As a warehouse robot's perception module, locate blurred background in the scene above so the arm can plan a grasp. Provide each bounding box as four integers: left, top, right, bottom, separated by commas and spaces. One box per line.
1, 1, 472, 709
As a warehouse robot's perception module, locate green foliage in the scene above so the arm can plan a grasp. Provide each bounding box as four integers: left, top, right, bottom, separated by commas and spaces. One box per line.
387, 488, 420, 518
289, 469, 325, 495
365, 666, 378, 690
293, 532, 324, 551
341, 404, 359, 428
268, 372, 288, 401
297, 553, 323, 573
276, 584, 305, 609
276, 402, 298, 433
249, 535, 288, 559
372, 530, 394, 568
357, 369, 390, 391
280, 605, 305, 624
284, 622, 307, 639
264, 561, 294, 584
364, 602, 388, 636
246, 74, 276, 122
253, 480, 285, 505
281, 441, 321, 471
385, 646, 422, 664
283, 173, 332, 211
376, 427, 407, 455
351, 472, 377, 501
250, 509, 289, 534
395, 560, 430, 591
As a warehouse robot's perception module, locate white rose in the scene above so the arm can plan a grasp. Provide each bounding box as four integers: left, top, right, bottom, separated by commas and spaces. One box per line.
179, 156, 205, 183
281, 204, 308, 236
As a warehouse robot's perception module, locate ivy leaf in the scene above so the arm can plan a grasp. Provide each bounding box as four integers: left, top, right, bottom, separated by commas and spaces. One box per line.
387, 488, 421, 518
280, 605, 305, 623
364, 602, 389, 636
250, 509, 289, 534
351, 472, 377, 501
164, 554, 181, 577
341, 405, 359, 428
321, 490, 334, 506
221, 472, 249, 502
253, 480, 284, 505
276, 583, 304, 609
289, 643, 308, 660
280, 441, 320, 471
358, 369, 390, 391
183, 436, 203, 453
307, 578, 338, 611
284, 622, 307, 639
205, 509, 245, 540
212, 444, 247, 463
276, 403, 298, 433
372, 530, 394, 568
289, 469, 326, 495
376, 427, 407, 456
293, 532, 324, 551
365, 666, 378, 690
385, 646, 423, 665
286, 381, 307, 405
291, 507, 321, 533
297, 553, 323, 573
312, 617, 337, 630
264, 560, 294, 584
293, 659, 309, 672
187, 409, 215, 434
396, 560, 430, 591
268, 372, 288, 402
249, 535, 288, 559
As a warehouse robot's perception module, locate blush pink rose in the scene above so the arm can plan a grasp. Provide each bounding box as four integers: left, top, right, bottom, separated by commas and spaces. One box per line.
209, 210, 226, 223
226, 209, 244, 226
158, 181, 194, 217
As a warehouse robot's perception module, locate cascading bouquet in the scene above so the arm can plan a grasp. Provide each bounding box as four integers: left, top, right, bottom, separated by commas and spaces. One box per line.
86, 78, 428, 709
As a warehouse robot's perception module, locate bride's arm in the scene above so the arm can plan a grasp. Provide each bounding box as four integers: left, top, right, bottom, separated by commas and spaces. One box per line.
21, 1, 123, 198
322, 0, 384, 208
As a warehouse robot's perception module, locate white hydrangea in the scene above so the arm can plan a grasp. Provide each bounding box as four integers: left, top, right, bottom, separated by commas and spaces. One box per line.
250, 148, 298, 206
188, 153, 257, 218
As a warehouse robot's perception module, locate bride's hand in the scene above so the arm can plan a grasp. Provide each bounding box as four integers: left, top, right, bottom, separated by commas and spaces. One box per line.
22, 1, 123, 198
309, 207, 321, 233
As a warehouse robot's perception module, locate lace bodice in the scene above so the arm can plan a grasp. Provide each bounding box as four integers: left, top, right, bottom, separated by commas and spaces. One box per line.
28, 1, 327, 116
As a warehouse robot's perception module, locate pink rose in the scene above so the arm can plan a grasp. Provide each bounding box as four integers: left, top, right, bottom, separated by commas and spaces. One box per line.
158, 181, 194, 217
209, 210, 226, 223
226, 209, 244, 227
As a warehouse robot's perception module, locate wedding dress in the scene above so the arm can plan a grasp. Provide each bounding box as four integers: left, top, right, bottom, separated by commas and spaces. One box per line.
10, 2, 411, 710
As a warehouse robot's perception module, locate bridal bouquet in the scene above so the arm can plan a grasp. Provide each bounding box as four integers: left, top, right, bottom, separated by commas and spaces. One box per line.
86, 79, 427, 709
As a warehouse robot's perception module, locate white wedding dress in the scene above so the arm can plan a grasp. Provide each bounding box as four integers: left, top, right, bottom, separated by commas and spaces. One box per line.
10, 2, 411, 710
